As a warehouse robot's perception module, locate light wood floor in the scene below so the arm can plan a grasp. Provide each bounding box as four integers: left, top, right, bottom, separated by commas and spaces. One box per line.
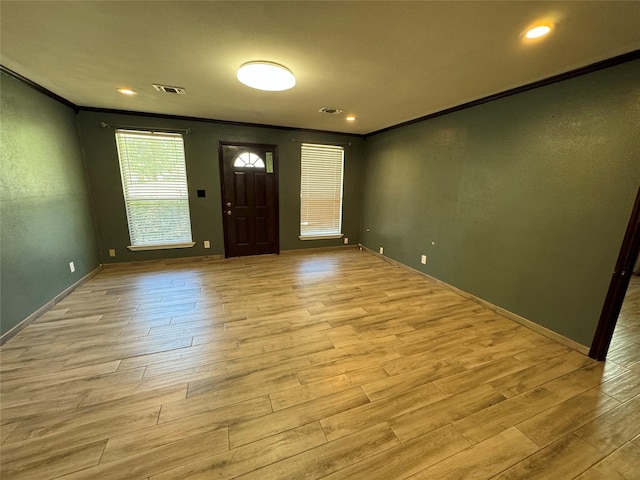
1, 249, 639, 479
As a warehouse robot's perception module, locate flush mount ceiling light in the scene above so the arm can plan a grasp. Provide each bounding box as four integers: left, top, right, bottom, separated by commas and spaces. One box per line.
237, 61, 296, 91
117, 88, 137, 95
524, 24, 553, 39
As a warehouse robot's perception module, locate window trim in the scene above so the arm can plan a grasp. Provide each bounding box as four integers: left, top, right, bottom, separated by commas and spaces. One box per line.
298, 234, 344, 241
299, 143, 345, 240
127, 242, 195, 251
115, 129, 194, 250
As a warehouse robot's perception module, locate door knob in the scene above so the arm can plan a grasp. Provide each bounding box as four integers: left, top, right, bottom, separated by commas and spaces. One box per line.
226, 210, 232, 216
226, 202, 232, 207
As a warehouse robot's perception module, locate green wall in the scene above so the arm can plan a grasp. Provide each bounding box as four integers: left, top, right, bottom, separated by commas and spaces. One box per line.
76, 111, 364, 263
362, 60, 640, 347
1, 72, 100, 335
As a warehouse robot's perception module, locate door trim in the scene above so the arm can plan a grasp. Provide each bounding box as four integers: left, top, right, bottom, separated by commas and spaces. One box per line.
589, 185, 640, 360
218, 141, 280, 258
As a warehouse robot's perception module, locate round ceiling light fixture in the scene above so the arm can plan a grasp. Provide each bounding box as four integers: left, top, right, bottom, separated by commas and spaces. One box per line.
237, 61, 296, 91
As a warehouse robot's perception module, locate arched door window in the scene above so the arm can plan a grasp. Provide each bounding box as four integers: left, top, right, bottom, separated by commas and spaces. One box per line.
233, 152, 265, 168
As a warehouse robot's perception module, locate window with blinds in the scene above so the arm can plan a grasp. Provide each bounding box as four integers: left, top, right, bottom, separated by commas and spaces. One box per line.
300, 143, 344, 239
115, 130, 194, 250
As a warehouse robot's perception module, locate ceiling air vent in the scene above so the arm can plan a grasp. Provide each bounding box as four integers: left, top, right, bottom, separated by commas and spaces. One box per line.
319, 107, 343, 114
153, 84, 187, 94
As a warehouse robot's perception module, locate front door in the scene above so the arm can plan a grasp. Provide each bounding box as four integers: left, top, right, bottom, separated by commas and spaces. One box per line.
219, 142, 279, 257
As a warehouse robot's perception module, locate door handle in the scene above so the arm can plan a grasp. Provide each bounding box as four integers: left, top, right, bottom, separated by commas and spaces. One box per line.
226, 210, 232, 216
226, 202, 232, 207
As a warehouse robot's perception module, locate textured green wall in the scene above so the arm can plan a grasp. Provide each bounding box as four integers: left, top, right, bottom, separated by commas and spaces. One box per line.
362, 60, 640, 347
76, 111, 364, 263
1, 73, 100, 335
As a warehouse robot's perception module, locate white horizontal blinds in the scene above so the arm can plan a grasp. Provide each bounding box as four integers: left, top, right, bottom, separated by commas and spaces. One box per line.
300, 143, 344, 238
115, 130, 192, 247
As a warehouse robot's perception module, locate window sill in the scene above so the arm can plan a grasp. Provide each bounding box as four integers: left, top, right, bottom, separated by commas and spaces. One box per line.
127, 242, 195, 251
299, 234, 344, 241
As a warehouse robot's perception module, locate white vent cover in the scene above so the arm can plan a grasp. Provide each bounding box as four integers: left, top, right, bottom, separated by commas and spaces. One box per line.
153, 84, 187, 94
319, 107, 343, 114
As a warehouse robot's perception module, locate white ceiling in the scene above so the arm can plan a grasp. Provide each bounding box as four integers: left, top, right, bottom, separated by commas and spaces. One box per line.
1, 1, 639, 135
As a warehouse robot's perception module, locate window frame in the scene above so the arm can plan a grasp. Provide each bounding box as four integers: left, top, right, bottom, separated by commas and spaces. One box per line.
299, 143, 345, 240
115, 129, 195, 251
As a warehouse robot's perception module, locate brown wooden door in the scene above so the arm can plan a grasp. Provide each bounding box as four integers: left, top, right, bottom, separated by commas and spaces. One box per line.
219, 142, 279, 257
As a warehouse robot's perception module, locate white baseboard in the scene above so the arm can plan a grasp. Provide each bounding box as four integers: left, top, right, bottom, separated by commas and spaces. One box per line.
0, 265, 103, 346
362, 247, 590, 356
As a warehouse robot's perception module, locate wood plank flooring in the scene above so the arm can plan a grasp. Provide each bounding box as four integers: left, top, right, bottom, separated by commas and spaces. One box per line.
1, 249, 639, 479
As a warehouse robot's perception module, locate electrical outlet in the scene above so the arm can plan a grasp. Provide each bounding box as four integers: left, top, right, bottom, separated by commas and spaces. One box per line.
343, 237, 349, 245
421, 255, 427, 264
69, 261, 75, 273
204, 240, 211, 249
379, 246, 384, 255
109, 249, 116, 257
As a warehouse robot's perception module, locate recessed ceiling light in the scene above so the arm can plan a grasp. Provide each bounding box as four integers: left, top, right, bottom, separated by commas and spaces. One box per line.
345, 115, 358, 122
117, 88, 137, 96
525, 25, 552, 39
237, 61, 296, 91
